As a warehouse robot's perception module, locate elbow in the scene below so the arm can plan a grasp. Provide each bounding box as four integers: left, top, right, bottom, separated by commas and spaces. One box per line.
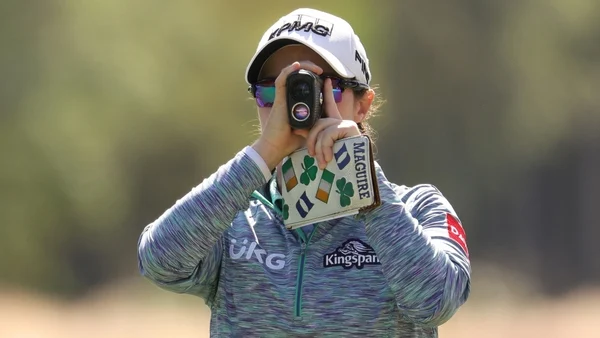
137, 243, 154, 282
398, 268, 471, 327
137, 237, 183, 292
136, 224, 207, 296
137, 234, 155, 282
423, 284, 470, 327
138, 241, 209, 298
136, 225, 170, 286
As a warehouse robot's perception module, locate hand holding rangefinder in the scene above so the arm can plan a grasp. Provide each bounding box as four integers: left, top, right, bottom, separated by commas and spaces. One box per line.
286, 69, 323, 130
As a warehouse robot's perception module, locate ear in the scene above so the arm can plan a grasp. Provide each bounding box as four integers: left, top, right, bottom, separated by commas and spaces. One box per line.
353, 89, 375, 123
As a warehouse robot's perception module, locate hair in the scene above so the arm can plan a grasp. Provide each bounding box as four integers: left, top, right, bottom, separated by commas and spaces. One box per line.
354, 85, 384, 147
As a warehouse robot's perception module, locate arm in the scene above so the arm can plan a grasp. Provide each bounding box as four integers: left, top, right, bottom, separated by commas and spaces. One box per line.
362, 166, 471, 327
137, 146, 271, 304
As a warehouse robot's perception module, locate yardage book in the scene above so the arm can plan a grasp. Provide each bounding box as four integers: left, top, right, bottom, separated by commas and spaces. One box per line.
278, 135, 381, 230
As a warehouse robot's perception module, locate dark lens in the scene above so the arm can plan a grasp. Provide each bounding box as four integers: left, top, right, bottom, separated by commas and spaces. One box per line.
291, 103, 310, 121
291, 81, 311, 101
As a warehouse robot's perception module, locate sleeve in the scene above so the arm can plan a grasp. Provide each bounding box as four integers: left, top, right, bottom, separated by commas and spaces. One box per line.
361, 168, 471, 327
137, 146, 270, 304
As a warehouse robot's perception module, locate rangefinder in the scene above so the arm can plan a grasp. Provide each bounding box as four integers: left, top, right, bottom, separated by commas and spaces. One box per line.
286, 69, 323, 129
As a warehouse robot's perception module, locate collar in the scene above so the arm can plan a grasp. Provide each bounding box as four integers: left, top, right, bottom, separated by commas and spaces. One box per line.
269, 174, 284, 212
251, 171, 283, 215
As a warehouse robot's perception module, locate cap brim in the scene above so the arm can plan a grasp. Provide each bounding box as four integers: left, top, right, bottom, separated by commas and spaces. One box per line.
245, 36, 355, 84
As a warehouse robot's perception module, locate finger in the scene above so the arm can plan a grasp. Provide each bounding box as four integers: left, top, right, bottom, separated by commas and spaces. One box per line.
273, 62, 301, 96
306, 118, 338, 156
323, 78, 343, 120
274, 61, 324, 92
315, 125, 347, 169
298, 60, 324, 75
319, 122, 360, 167
314, 130, 326, 169
321, 126, 345, 165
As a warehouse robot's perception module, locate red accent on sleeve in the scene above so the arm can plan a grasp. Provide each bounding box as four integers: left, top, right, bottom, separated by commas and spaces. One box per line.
447, 213, 469, 258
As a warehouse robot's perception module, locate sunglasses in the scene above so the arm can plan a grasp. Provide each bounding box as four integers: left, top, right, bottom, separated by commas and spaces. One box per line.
248, 76, 368, 108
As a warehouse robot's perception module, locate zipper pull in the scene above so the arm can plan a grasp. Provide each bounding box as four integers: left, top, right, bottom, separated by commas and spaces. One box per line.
300, 243, 306, 254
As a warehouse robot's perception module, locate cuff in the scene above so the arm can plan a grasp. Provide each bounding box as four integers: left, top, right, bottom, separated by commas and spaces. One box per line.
242, 146, 272, 183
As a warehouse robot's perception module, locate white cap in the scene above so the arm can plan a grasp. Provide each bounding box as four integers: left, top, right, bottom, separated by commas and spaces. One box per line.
245, 8, 372, 86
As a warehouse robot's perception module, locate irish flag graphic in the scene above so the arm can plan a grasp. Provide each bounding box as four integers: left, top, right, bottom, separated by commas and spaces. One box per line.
315, 169, 335, 203
282, 158, 298, 192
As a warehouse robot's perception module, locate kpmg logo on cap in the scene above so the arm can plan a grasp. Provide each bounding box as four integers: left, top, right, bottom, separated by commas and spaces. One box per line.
269, 14, 334, 40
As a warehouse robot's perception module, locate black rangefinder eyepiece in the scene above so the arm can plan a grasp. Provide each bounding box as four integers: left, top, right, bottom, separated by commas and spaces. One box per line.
286, 70, 323, 129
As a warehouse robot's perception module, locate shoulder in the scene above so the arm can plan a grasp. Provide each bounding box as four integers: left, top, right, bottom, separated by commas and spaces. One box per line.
373, 162, 457, 213
393, 182, 457, 215
229, 197, 273, 230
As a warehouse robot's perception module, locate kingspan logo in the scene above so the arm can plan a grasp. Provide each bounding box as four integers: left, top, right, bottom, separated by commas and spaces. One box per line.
323, 239, 381, 269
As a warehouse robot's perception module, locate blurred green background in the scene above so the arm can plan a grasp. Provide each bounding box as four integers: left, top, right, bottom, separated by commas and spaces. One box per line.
1, 0, 599, 337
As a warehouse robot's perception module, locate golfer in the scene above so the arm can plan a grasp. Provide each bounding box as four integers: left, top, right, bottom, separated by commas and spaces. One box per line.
138, 8, 471, 337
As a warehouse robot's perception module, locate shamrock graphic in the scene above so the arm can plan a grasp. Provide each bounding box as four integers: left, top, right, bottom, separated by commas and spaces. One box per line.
300, 155, 318, 186
282, 203, 289, 220
335, 177, 355, 207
